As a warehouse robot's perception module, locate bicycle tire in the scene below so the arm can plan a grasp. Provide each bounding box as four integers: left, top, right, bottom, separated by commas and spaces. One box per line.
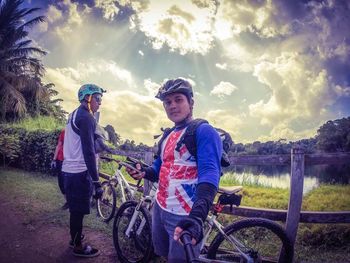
207, 218, 293, 263
96, 181, 116, 222
113, 201, 153, 263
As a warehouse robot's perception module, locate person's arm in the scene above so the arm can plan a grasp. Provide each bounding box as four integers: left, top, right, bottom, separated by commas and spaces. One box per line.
77, 114, 99, 182
174, 124, 222, 244
52, 143, 60, 160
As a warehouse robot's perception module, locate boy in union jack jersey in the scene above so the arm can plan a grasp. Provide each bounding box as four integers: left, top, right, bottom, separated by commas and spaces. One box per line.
127, 78, 222, 262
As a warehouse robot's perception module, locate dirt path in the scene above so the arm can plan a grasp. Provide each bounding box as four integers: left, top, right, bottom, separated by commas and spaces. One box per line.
0, 196, 118, 263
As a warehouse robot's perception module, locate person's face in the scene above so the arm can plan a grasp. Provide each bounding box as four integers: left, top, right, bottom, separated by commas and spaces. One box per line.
163, 93, 192, 124
90, 94, 102, 113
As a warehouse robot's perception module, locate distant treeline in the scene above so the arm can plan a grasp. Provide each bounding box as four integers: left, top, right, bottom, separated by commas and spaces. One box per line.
107, 117, 350, 155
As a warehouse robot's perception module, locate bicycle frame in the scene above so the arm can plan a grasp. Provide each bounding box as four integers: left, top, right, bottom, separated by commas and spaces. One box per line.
199, 213, 254, 263
125, 194, 154, 237
123, 179, 157, 236
112, 167, 136, 203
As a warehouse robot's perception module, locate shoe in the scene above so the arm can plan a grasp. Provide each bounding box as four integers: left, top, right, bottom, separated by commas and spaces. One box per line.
69, 234, 85, 248
73, 245, 100, 258
61, 202, 69, 210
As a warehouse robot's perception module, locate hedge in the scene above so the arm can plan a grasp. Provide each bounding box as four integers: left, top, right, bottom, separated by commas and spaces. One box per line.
0, 125, 61, 174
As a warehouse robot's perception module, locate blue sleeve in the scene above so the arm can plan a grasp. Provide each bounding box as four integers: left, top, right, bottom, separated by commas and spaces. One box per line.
76, 110, 98, 182
152, 156, 162, 175
144, 156, 161, 182
196, 123, 222, 188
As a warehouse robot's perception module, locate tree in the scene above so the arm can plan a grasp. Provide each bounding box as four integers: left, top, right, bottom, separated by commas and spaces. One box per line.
0, 0, 47, 121
316, 117, 350, 152
104, 124, 121, 146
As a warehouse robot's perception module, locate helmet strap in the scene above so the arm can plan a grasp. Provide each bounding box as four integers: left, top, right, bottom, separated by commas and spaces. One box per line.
87, 95, 93, 114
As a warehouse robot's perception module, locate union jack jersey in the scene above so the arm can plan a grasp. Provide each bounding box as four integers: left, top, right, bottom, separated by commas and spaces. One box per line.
156, 127, 198, 215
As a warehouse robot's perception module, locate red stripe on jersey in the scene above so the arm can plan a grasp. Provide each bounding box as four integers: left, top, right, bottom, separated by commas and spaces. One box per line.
171, 165, 197, 179
175, 187, 192, 213
158, 130, 183, 209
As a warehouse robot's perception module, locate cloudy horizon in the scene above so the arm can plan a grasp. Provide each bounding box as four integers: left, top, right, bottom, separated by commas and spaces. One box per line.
27, 0, 350, 145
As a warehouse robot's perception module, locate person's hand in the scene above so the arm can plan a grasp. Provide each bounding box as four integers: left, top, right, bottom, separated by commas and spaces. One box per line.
94, 182, 103, 199
125, 163, 145, 180
174, 216, 203, 245
50, 160, 56, 169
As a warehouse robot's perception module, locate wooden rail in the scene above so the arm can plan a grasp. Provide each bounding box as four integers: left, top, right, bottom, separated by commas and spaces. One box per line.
228, 152, 350, 166
220, 206, 350, 223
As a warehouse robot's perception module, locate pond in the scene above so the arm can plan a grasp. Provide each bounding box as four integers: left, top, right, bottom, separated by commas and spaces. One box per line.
222, 164, 350, 194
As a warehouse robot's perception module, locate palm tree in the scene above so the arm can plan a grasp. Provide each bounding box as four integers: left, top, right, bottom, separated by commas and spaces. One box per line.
0, 0, 46, 121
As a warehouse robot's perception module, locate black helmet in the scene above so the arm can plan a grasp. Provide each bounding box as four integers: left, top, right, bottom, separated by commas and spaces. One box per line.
155, 78, 193, 101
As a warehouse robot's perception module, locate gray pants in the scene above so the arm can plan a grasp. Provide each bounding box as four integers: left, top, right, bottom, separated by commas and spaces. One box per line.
152, 202, 202, 263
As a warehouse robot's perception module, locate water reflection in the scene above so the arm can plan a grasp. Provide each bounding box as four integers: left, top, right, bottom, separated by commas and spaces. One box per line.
223, 164, 350, 194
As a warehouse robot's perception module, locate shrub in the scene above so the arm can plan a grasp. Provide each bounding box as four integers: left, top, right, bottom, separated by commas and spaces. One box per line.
0, 133, 21, 166
0, 125, 61, 173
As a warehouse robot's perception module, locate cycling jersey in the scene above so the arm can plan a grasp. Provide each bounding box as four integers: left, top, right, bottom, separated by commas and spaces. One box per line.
62, 105, 99, 182
151, 123, 222, 215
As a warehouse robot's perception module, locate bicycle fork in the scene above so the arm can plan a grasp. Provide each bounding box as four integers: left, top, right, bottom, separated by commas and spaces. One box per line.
125, 196, 152, 238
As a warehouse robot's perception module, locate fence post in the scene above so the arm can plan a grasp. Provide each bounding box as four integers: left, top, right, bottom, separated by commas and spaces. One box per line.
143, 151, 154, 196
144, 151, 153, 165
281, 147, 304, 260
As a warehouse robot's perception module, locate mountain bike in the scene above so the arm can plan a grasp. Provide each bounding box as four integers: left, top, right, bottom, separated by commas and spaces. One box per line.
112, 178, 157, 263
180, 186, 294, 263
96, 156, 148, 222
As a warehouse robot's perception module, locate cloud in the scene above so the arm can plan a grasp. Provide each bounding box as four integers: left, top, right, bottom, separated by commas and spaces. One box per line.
131, 1, 218, 55
204, 109, 244, 140
144, 79, 160, 97
256, 122, 319, 142
44, 0, 91, 41
215, 63, 227, 70
42, 61, 170, 145
94, 0, 119, 21
101, 91, 171, 144
210, 81, 238, 98
46, 4, 63, 23
249, 52, 335, 126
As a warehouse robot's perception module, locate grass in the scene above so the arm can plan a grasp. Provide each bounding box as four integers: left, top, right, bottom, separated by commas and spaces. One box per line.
221, 171, 273, 188
0, 167, 111, 235
5, 116, 65, 131
0, 167, 349, 262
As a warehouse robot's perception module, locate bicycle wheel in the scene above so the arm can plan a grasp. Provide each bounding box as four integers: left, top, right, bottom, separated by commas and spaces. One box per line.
207, 218, 293, 263
113, 201, 153, 263
96, 181, 116, 222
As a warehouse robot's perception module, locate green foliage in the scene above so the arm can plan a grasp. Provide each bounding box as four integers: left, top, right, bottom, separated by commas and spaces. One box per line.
240, 186, 289, 209
8, 115, 65, 131
119, 139, 152, 152
302, 185, 350, 211
0, 125, 60, 173
221, 172, 273, 188
0, 133, 21, 166
104, 124, 120, 146
316, 117, 350, 152
0, 0, 66, 122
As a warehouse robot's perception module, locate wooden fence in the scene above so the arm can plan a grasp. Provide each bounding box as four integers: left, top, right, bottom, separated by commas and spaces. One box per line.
107, 148, 350, 259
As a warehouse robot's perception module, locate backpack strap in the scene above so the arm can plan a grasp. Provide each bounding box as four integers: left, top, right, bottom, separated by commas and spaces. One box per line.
175, 119, 208, 157
156, 127, 176, 158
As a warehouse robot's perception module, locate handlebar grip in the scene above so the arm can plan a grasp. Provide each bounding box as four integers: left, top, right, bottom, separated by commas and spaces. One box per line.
100, 155, 114, 162
180, 231, 200, 263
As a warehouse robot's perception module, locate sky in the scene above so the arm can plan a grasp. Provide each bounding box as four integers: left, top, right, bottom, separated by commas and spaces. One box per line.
25, 0, 350, 146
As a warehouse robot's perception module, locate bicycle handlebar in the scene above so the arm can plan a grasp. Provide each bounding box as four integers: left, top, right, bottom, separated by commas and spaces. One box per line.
180, 231, 201, 263
99, 155, 143, 186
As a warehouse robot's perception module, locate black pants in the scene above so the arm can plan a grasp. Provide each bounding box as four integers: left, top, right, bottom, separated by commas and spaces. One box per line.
70, 212, 84, 246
